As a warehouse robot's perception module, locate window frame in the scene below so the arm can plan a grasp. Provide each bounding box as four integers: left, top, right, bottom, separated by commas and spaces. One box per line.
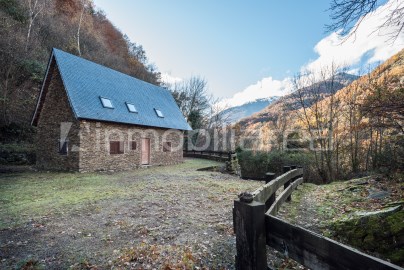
110, 141, 124, 155
154, 108, 164, 118
100, 96, 114, 109
126, 102, 138, 113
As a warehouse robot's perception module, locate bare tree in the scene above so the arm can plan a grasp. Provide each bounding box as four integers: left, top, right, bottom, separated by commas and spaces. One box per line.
76, 0, 88, 56
292, 64, 343, 182
327, 0, 404, 42
206, 100, 232, 129
169, 76, 211, 129
25, 0, 46, 51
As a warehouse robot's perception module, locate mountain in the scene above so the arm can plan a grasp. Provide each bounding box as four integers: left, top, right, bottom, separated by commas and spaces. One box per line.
231, 50, 404, 184
237, 72, 359, 128
220, 97, 279, 124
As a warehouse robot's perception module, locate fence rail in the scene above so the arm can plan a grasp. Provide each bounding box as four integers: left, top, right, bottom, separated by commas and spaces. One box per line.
183, 150, 234, 162
233, 166, 403, 270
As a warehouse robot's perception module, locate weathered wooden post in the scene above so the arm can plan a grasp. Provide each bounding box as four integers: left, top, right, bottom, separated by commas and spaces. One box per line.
283, 166, 292, 202
297, 166, 303, 182
234, 193, 267, 270
265, 172, 276, 211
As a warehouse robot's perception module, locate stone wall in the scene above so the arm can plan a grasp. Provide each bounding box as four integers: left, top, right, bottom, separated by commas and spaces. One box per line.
78, 121, 184, 172
36, 66, 80, 171
36, 66, 184, 172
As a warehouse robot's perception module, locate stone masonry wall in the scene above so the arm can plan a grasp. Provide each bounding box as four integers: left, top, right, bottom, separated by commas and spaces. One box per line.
36, 66, 80, 171
36, 66, 184, 172
78, 121, 184, 172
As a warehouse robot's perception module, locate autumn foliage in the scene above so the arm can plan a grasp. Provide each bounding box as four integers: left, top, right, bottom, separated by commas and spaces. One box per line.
0, 0, 160, 126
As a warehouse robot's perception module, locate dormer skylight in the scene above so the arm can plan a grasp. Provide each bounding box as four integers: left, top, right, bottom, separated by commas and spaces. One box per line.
126, 103, 138, 113
154, 108, 164, 118
100, 97, 114, 109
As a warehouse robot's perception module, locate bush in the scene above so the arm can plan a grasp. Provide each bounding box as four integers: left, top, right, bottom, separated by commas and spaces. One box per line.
237, 151, 270, 179
0, 143, 36, 165
20, 60, 46, 83
0, 123, 36, 143
0, 0, 27, 23
237, 150, 320, 183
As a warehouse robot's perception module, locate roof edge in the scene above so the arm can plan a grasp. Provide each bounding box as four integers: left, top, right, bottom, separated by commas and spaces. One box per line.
31, 49, 55, 126
31, 48, 80, 126
52, 49, 80, 120
77, 116, 192, 131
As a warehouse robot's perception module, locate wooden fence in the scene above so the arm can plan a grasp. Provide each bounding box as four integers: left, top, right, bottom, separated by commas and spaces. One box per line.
233, 166, 403, 270
183, 150, 234, 162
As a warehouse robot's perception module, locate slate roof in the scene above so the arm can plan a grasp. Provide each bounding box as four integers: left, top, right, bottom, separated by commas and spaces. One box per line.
32, 48, 192, 131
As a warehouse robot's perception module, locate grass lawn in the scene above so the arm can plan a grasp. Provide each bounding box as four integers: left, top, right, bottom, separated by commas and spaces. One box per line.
0, 158, 262, 269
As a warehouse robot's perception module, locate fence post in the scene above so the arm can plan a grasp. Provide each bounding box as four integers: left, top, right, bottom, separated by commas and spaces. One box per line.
265, 172, 276, 211
234, 194, 267, 270
297, 166, 303, 182
283, 166, 292, 202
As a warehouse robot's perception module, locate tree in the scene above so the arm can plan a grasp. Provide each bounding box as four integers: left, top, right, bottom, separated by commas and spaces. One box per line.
25, 0, 47, 51
292, 64, 343, 182
76, 0, 86, 56
327, 0, 404, 42
169, 76, 210, 129
0, 0, 161, 126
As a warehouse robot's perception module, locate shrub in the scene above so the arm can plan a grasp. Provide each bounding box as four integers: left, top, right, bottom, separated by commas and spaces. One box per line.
237, 150, 320, 183
0, 122, 36, 143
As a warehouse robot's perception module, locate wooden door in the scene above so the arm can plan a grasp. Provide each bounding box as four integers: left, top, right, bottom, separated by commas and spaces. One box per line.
141, 138, 150, 165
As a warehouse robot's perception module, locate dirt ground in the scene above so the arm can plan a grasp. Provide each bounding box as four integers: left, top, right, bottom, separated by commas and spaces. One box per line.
1, 158, 265, 269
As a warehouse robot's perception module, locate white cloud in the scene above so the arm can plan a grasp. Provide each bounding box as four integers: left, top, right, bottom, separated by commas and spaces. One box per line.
219, 77, 292, 107
161, 73, 183, 85
222, 0, 403, 108
302, 0, 404, 73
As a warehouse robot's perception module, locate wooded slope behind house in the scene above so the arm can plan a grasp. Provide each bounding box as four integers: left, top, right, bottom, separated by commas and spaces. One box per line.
0, 0, 160, 126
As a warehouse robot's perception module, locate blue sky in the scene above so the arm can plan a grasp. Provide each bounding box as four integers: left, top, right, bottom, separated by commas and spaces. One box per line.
93, 0, 403, 106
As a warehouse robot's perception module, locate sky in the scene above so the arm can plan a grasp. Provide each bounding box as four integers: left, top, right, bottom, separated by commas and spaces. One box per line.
93, 0, 404, 107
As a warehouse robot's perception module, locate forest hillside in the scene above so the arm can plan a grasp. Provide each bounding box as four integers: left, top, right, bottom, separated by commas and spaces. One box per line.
0, 0, 160, 126
235, 50, 404, 182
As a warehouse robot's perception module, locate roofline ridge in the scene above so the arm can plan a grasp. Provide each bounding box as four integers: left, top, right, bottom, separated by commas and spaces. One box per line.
52, 48, 164, 91
31, 50, 55, 126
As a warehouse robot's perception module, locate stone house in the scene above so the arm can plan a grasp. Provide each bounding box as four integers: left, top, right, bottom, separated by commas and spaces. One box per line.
31, 48, 191, 171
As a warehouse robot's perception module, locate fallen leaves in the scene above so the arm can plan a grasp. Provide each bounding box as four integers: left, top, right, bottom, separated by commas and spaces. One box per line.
113, 242, 202, 270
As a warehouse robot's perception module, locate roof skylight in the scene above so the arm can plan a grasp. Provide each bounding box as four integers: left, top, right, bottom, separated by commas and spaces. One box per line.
126, 103, 138, 113
100, 97, 114, 109
155, 108, 164, 118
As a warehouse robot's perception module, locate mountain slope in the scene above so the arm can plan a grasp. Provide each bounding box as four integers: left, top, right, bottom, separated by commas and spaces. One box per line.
0, 0, 160, 126
237, 72, 359, 128
220, 97, 279, 124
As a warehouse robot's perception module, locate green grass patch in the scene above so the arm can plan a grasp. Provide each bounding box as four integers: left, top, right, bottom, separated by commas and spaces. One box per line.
0, 158, 228, 229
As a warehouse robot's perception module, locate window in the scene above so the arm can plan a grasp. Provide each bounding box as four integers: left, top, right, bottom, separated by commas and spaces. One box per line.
154, 108, 164, 118
163, 141, 171, 152
130, 141, 137, 150
100, 97, 114, 108
110, 141, 124, 154
126, 103, 138, 113
58, 140, 68, 155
